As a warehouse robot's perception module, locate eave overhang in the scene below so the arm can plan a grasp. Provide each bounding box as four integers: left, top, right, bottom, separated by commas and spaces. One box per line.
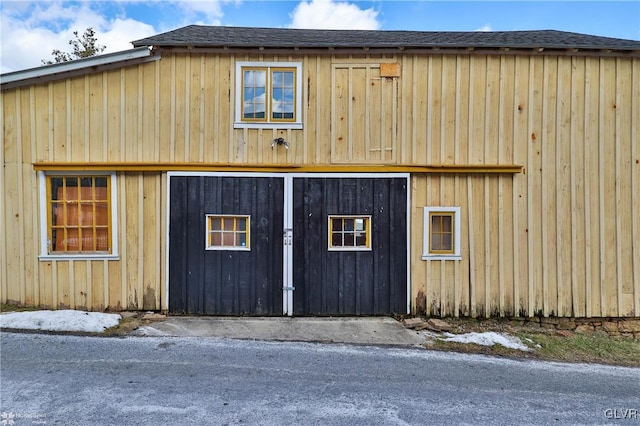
1, 47, 159, 91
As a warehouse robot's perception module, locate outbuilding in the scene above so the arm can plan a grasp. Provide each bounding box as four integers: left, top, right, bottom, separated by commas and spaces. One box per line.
1, 26, 639, 318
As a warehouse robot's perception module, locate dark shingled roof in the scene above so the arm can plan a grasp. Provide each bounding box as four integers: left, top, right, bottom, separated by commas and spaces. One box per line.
132, 25, 640, 51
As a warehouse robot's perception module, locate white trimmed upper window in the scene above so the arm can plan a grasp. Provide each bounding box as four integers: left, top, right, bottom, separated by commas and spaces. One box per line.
39, 171, 118, 260
235, 61, 303, 129
422, 207, 461, 260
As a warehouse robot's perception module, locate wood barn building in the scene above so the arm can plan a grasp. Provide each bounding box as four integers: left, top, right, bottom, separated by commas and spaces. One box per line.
2, 26, 639, 318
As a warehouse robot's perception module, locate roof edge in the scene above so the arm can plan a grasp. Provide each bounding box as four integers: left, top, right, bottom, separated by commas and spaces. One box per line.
1, 47, 152, 85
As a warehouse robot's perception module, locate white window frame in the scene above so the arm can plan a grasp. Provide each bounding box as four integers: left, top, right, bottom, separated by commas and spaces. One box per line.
204, 214, 251, 251
234, 61, 303, 130
38, 171, 119, 260
422, 206, 461, 261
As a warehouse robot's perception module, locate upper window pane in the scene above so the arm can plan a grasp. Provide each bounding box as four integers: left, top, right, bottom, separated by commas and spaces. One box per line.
242, 69, 267, 121
271, 69, 296, 122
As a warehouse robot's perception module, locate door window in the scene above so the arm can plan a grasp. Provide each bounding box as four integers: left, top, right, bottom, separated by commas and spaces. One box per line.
205, 215, 250, 250
328, 215, 371, 251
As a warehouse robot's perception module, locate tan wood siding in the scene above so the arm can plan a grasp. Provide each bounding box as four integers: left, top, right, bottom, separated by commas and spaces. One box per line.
2, 51, 638, 317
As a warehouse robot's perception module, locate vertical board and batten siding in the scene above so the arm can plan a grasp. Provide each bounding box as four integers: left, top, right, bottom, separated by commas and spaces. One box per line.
1, 50, 638, 317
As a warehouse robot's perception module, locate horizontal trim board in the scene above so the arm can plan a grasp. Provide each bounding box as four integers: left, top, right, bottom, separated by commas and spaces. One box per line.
34, 163, 523, 174
167, 171, 410, 179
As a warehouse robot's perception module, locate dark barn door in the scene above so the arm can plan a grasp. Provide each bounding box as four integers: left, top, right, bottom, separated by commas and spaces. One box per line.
169, 176, 284, 315
292, 177, 407, 315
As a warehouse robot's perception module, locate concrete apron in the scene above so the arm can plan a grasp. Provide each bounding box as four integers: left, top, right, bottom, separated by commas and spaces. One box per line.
133, 317, 426, 347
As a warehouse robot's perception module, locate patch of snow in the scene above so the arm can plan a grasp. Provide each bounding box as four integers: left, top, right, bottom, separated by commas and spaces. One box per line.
133, 326, 169, 336
0, 310, 121, 333
440, 331, 530, 351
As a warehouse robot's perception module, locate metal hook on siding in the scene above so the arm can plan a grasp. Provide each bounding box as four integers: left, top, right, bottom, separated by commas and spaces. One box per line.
271, 137, 289, 149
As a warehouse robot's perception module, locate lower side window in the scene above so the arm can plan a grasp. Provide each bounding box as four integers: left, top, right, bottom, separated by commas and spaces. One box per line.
42, 173, 116, 256
422, 206, 461, 260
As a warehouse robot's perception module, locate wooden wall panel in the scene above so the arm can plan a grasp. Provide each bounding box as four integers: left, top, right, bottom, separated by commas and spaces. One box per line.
512, 56, 529, 316
3, 164, 21, 303
615, 59, 634, 316
633, 59, 640, 317
570, 56, 586, 317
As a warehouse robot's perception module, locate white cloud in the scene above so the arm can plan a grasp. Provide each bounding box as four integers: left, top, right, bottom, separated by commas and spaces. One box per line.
0, 1, 156, 74
168, 0, 226, 26
100, 18, 157, 54
289, 0, 380, 30
476, 24, 493, 32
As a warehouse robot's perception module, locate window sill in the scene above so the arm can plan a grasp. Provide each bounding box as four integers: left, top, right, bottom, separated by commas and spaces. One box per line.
205, 247, 251, 251
234, 122, 303, 130
39, 254, 120, 261
422, 255, 462, 261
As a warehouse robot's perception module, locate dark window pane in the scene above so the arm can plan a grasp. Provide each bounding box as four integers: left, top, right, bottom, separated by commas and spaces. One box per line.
50, 178, 63, 201
80, 177, 93, 188
211, 232, 222, 246
223, 232, 234, 246
431, 215, 441, 233
431, 233, 440, 251
344, 234, 354, 246
442, 215, 452, 232
442, 233, 453, 251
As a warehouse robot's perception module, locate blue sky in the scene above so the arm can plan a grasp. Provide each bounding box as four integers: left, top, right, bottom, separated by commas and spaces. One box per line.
1, 1, 639, 74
